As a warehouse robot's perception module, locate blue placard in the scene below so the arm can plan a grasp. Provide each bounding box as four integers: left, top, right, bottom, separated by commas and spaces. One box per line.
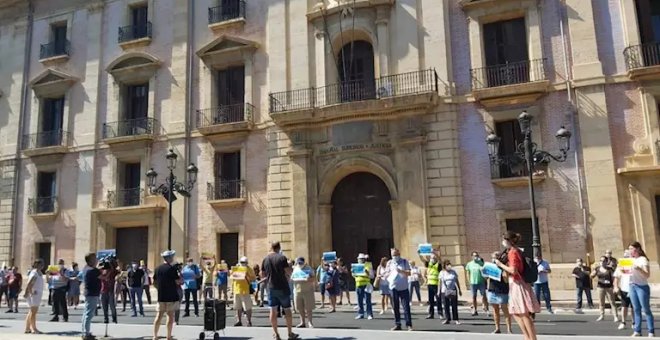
418, 243, 433, 256
97, 249, 116, 261
291, 268, 311, 281
351, 263, 366, 276
482, 262, 502, 282
322, 251, 337, 263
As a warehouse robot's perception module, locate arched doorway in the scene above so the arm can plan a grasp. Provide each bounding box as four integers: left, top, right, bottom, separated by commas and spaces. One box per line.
337, 40, 376, 101
331, 172, 393, 264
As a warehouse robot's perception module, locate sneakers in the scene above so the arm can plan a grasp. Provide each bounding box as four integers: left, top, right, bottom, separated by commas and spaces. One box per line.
307, 322, 314, 328
597, 315, 604, 322
632, 332, 641, 337
353, 305, 359, 310
547, 309, 555, 314
233, 321, 242, 327
442, 320, 450, 325
367, 315, 373, 320
619, 323, 626, 330
575, 308, 583, 314
455, 321, 461, 325
614, 317, 620, 323
425, 315, 434, 319
6, 309, 13, 313
649, 334, 655, 338
49, 317, 59, 322
379, 310, 385, 315
407, 326, 413, 331
355, 315, 364, 320
391, 326, 402, 331
471, 311, 478, 317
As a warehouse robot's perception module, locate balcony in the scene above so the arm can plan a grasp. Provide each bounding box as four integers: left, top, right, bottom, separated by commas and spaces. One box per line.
27, 196, 58, 220
207, 179, 246, 207
93, 188, 164, 223
208, 1, 246, 30
22, 130, 70, 158
39, 40, 70, 64
102, 117, 156, 146
470, 59, 549, 108
196, 103, 253, 138
118, 22, 152, 49
269, 69, 439, 127
624, 42, 660, 81
489, 155, 545, 188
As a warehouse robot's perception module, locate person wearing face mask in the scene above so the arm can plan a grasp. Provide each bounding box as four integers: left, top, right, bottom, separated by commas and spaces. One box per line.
140, 260, 153, 305
572, 258, 594, 312
533, 255, 553, 314
231, 256, 256, 327
440, 260, 461, 325
466, 251, 488, 316
315, 259, 328, 309
604, 250, 618, 271
201, 258, 215, 302
66, 263, 81, 310
325, 261, 341, 313
292, 257, 316, 328
353, 253, 373, 320
385, 248, 412, 331
6, 266, 22, 314
486, 252, 511, 334
375, 257, 391, 315
628, 241, 654, 337
181, 258, 201, 317
49, 259, 69, 322
153, 250, 183, 340
128, 261, 146, 317
590, 256, 619, 323
419, 250, 443, 319
613, 250, 633, 331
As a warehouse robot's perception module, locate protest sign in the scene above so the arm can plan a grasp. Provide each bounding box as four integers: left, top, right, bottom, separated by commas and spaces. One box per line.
482, 262, 502, 282
619, 258, 634, 274
418, 243, 433, 256
96, 249, 116, 261
322, 251, 337, 263
351, 263, 367, 276
230, 266, 246, 280
47, 265, 60, 274
291, 268, 311, 281
217, 262, 228, 271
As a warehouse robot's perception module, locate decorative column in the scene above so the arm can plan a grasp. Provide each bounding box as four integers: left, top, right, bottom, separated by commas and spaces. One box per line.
317, 204, 333, 264
288, 149, 311, 260
375, 6, 390, 76
242, 51, 254, 110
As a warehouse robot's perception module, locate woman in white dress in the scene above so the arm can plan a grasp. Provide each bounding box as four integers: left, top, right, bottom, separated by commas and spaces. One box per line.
24, 259, 45, 334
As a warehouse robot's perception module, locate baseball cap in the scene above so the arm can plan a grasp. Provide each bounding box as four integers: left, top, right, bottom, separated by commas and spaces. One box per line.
161, 250, 176, 257
357, 253, 367, 260
239, 256, 248, 263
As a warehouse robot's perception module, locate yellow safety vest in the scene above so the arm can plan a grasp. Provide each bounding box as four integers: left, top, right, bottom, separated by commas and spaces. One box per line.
354, 262, 372, 287
427, 262, 440, 285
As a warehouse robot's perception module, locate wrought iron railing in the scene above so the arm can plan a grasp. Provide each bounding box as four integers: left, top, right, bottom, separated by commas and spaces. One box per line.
28, 196, 57, 215
23, 130, 69, 150
102, 117, 156, 139
471, 59, 546, 90
118, 22, 152, 43
268, 69, 439, 113
196, 103, 254, 128
40, 40, 70, 59
624, 42, 660, 71
490, 154, 529, 179
208, 0, 246, 24
207, 179, 245, 200
106, 188, 144, 208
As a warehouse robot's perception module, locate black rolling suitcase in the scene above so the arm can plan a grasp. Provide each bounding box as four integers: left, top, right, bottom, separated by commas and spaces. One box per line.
199, 299, 226, 340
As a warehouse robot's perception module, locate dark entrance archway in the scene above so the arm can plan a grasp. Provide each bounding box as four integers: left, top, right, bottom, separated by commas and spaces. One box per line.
331, 172, 393, 265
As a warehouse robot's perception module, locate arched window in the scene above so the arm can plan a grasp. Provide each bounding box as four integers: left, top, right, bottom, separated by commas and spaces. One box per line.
337, 40, 375, 101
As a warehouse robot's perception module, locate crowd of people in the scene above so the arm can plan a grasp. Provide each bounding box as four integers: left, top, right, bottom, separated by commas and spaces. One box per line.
2, 236, 654, 340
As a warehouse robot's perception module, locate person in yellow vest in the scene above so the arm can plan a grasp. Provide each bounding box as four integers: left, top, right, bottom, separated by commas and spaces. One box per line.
419, 250, 443, 319
353, 253, 374, 320
231, 257, 256, 327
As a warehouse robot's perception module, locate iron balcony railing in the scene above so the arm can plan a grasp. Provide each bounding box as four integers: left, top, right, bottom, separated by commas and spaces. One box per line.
269, 69, 439, 113
207, 179, 245, 200
28, 196, 57, 215
23, 130, 70, 150
208, 0, 246, 24
624, 42, 660, 71
102, 117, 156, 140
40, 40, 70, 60
196, 103, 254, 128
106, 188, 144, 208
490, 154, 529, 180
118, 22, 152, 43
471, 59, 546, 90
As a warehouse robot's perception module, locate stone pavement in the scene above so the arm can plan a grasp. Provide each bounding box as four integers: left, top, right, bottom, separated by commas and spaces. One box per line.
0, 319, 639, 340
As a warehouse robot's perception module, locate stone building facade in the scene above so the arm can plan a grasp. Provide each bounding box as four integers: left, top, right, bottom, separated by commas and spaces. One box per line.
0, 0, 658, 288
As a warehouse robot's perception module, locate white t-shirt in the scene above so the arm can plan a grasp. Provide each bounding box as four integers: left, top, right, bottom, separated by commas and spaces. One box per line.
613, 267, 631, 292
631, 256, 650, 286
408, 267, 420, 283
27, 269, 44, 306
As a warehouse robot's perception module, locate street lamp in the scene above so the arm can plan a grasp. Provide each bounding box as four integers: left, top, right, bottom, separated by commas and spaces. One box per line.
486, 111, 572, 258
146, 149, 198, 250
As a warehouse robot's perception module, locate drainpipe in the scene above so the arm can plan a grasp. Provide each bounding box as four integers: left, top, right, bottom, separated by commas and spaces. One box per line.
10, 0, 35, 266
183, 0, 195, 257
559, 0, 590, 254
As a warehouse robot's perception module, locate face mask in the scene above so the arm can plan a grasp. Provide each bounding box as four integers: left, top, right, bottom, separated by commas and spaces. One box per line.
187, 262, 193, 266
392, 256, 400, 262
132, 264, 138, 270
446, 265, 452, 270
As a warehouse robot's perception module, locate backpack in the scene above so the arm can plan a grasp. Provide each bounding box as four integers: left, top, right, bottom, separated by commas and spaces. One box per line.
521, 253, 538, 284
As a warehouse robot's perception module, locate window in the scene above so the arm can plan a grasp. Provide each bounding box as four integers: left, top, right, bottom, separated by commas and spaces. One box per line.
51, 24, 67, 55
636, 0, 660, 43
121, 84, 149, 136
118, 162, 141, 206
37, 242, 52, 266
337, 41, 376, 102
215, 66, 245, 123
505, 218, 535, 259
213, 151, 241, 199
217, 232, 239, 267
41, 98, 64, 132
494, 120, 527, 178
36, 172, 56, 213
483, 18, 529, 87
131, 5, 148, 37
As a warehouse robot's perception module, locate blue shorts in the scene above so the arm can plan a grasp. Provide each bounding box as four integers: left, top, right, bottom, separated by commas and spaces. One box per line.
268, 289, 292, 309
471, 283, 486, 297
487, 291, 509, 305
8, 288, 18, 299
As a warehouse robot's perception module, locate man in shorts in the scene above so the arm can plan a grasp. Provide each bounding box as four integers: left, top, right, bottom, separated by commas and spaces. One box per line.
153, 250, 182, 340
261, 242, 299, 340
614, 250, 633, 330
232, 256, 256, 327
466, 251, 489, 316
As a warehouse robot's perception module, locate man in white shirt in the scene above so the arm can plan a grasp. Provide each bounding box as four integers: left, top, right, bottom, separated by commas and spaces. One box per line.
613, 251, 632, 330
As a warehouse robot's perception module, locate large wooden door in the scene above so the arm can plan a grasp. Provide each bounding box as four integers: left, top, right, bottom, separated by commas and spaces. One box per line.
331, 172, 393, 264
116, 227, 148, 266
505, 218, 536, 259
218, 233, 239, 266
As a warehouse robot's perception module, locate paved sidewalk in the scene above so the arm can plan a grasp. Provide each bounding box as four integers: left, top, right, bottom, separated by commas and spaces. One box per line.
0, 319, 639, 340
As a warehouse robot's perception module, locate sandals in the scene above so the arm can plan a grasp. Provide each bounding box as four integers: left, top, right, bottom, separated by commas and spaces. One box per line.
273, 334, 282, 340
288, 334, 300, 340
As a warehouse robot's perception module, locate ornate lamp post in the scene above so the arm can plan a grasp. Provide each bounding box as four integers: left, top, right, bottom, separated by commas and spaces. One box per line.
146, 149, 198, 250
486, 111, 572, 258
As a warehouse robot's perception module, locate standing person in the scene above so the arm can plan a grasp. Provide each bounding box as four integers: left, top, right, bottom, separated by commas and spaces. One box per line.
49, 259, 69, 322
81, 253, 101, 340
385, 248, 412, 331
141, 260, 153, 305
315, 260, 328, 309
128, 261, 146, 317
292, 257, 316, 328
419, 252, 443, 319
66, 263, 81, 310
99, 259, 119, 324
336, 258, 352, 306
202, 260, 215, 302
353, 253, 373, 320
24, 259, 45, 334
181, 258, 201, 317
325, 261, 340, 313
533, 255, 553, 314
572, 258, 594, 312
231, 256, 256, 327
408, 261, 423, 306
628, 241, 655, 337
613, 250, 633, 330
253, 264, 263, 306
6, 267, 22, 313
116, 265, 129, 312
440, 260, 462, 325
466, 251, 488, 316
261, 241, 299, 340
604, 250, 618, 271
487, 251, 512, 334
153, 250, 182, 340
376, 257, 391, 315
216, 261, 229, 302
591, 256, 619, 322
494, 232, 540, 340
0, 265, 7, 309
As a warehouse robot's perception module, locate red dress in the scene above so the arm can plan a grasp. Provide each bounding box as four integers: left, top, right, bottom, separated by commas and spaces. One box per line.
507, 247, 540, 315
